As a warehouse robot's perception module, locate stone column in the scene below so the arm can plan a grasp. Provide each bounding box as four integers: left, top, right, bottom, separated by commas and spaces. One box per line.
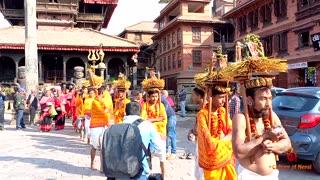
38, 60, 42, 82
63, 60, 66, 82
15, 61, 18, 78
132, 66, 137, 89
24, 0, 39, 94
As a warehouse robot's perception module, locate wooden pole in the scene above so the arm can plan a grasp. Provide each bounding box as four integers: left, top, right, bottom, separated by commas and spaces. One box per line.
25, 0, 39, 94
225, 94, 229, 128
269, 106, 279, 161
240, 83, 251, 141
208, 87, 212, 133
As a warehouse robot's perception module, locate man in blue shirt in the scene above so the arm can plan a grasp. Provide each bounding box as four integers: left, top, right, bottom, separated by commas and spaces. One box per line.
161, 92, 177, 160
0, 85, 7, 131
122, 102, 162, 180
178, 85, 187, 117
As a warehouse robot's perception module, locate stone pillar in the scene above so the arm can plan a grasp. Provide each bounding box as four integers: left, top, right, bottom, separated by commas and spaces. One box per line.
132, 66, 137, 89
24, 0, 39, 94
38, 60, 42, 82
63, 60, 66, 82
73, 66, 85, 88
15, 61, 18, 78
100, 69, 105, 79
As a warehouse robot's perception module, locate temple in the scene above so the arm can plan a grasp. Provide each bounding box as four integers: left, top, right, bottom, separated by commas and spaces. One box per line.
0, 0, 139, 84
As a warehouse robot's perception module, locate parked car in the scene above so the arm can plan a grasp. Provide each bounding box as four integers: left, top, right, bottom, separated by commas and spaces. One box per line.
272, 87, 320, 173
271, 87, 286, 98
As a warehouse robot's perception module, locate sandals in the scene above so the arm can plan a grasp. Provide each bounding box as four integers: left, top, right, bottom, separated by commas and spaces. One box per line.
179, 153, 193, 160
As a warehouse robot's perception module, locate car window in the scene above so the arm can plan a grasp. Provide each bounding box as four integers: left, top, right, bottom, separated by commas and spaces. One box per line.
272, 95, 319, 112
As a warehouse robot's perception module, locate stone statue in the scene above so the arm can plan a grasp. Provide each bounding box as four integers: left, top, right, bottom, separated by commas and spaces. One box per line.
73, 66, 85, 88
14, 66, 26, 89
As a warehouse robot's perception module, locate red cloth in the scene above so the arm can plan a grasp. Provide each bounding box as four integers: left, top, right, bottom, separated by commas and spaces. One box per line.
166, 96, 175, 107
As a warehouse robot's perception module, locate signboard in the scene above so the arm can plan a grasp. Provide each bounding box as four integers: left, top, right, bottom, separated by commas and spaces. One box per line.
288, 62, 308, 69
311, 33, 320, 51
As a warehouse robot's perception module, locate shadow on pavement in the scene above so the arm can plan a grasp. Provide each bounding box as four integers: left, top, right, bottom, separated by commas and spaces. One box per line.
0, 156, 104, 177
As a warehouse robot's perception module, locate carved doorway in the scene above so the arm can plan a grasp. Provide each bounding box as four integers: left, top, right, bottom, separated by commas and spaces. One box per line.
41, 54, 63, 83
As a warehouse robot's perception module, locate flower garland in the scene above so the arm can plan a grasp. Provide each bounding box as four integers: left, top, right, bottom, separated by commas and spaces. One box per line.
146, 101, 159, 119
249, 116, 271, 138
208, 105, 224, 138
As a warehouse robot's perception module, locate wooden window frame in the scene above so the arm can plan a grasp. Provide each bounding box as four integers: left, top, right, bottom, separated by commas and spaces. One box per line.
163, 57, 167, 71
299, 31, 310, 48
172, 53, 176, 69
177, 29, 182, 45
168, 55, 171, 70
192, 27, 201, 43
192, 50, 202, 67
177, 51, 182, 68
172, 32, 176, 48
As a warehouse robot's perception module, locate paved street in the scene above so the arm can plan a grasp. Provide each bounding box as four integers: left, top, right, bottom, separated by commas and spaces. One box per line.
0, 111, 319, 180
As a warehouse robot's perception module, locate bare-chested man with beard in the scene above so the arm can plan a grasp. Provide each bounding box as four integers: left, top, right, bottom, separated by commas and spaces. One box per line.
233, 85, 291, 179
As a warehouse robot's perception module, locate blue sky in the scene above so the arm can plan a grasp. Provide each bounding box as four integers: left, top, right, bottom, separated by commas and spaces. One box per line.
0, 0, 165, 35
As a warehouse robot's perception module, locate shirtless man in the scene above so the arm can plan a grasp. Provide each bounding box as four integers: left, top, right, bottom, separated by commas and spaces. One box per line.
232, 86, 291, 179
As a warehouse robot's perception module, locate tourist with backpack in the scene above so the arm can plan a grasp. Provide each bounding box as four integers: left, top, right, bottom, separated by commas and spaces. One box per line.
102, 101, 163, 180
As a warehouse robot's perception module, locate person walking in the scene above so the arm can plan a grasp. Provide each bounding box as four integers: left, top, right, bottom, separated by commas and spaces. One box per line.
0, 85, 7, 131
178, 85, 187, 117
26, 88, 39, 126
14, 87, 26, 130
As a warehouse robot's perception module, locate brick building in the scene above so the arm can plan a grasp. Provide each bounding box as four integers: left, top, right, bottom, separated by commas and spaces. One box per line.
152, 0, 234, 92
118, 21, 158, 89
224, 0, 320, 88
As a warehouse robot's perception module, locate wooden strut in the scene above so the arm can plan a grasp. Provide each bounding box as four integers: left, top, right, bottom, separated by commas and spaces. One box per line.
269, 106, 279, 161
225, 95, 229, 129
240, 82, 252, 141
208, 87, 212, 133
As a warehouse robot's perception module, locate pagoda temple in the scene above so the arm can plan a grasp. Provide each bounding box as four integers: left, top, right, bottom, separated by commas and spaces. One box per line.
0, 0, 139, 84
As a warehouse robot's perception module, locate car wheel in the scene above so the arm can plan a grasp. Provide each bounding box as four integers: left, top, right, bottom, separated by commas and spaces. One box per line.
312, 152, 320, 173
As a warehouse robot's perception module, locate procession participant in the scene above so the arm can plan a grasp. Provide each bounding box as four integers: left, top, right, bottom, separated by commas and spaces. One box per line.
89, 87, 112, 171
141, 67, 167, 179
229, 34, 291, 179
194, 49, 236, 180
83, 88, 95, 144
39, 90, 55, 132
112, 73, 131, 124
54, 88, 67, 130
75, 87, 87, 140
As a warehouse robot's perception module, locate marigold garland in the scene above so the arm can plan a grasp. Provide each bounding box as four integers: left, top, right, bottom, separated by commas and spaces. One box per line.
248, 116, 272, 138
146, 102, 159, 119
208, 105, 224, 138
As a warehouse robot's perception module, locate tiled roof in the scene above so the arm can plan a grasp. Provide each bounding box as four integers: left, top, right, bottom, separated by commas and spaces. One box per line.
124, 21, 158, 33
0, 26, 139, 52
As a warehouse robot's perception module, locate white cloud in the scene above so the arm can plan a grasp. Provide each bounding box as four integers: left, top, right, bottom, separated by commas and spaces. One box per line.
101, 0, 165, 35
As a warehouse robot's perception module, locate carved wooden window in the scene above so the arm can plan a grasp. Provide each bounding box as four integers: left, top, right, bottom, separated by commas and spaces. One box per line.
160, 59, 163, 71
260, 4, 272, 24
238, 16, 247, 33
163, 38, 166, 52
168, 55, 171, 70
248, 10, 259, 29
167, 35, 171, 50
273, 32, 288, 53
177, 29, 182, 45
299, 31, 310, 48
192, 50, 202, 67
274, 0, 287, 18
135, 33, 142, 41
172, 32, 176, 47
172, 53, 176, 69
262, 36, 273, 56
192, 27, 201, 43
163, 57, 167, 71
159, 41, 162, 54
177, 51, 182, 68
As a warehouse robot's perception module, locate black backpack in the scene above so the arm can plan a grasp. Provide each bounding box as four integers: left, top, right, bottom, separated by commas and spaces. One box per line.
102, 118, 150, 179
